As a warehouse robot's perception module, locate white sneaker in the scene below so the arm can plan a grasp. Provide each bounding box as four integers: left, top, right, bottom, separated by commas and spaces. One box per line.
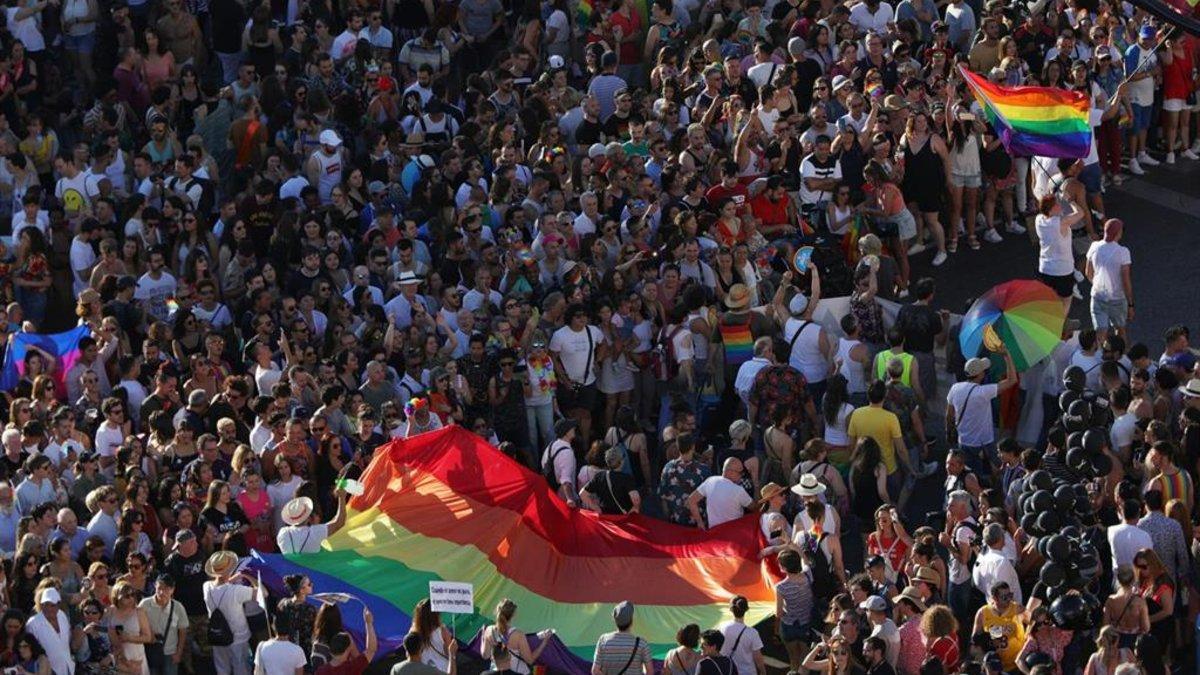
1129, 159, 1145, 175
1007, 221, 1027, 234
932, 251, 947, 266
1190, 140, 1200, 154
983, 228, 1003, 244
1072, 284, 1084, 300
1166, 152, 1176, 164
976, 212, 987, 228
907, 242, 927, 255
1184, 149, 1200, 160
1139, 152, 1160, 166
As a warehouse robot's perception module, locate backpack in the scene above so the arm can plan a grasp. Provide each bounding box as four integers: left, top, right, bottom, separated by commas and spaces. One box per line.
169, 175, 215, 217
799, 531, 837, 603
542, 441, 570, 491
206, 587, 234, 647
652, 325, 686, 382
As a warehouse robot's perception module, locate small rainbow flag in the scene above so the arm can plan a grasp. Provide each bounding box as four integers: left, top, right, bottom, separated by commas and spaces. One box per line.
250, 426, 774, 673
959, 66, 1092, 159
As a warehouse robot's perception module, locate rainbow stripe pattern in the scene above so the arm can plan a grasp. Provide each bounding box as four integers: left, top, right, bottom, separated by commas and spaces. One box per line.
959, 66, 1092, 159
253, 426, 774, 672
719, 322, 755, 367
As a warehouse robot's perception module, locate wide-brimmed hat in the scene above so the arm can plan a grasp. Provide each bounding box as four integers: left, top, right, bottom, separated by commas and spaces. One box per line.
281, 497, 315, 526
911, 565, 940, 585
760, 482, 785, 501
790, 474, 827, 497
724, 284, 751, 310
204, 550, 239, 578
1179, 378, 1200, 398
896, 585, 927, 612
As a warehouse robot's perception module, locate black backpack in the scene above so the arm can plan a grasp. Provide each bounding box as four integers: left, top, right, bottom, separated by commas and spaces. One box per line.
206, 588, 234, 647
542, 442, 569, 491
800, 531, 837, 603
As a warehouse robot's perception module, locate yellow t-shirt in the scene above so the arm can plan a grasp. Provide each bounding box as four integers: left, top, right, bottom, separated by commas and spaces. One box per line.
978, 603, 1025, 670
847, 405, 902, 473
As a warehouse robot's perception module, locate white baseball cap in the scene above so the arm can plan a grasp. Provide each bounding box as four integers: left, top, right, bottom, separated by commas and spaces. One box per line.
319, 129, 343, 147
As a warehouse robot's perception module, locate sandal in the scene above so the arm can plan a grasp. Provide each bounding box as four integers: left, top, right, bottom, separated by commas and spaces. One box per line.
968, 236, 981, 250
947, 239, 958, 253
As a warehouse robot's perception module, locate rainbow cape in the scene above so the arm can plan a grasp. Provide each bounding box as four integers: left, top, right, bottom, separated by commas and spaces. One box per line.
959, 66, 1092, 159
250, 426, 774, 672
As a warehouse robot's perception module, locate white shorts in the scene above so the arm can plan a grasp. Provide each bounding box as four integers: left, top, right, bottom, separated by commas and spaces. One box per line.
1164, 98, 1187, 112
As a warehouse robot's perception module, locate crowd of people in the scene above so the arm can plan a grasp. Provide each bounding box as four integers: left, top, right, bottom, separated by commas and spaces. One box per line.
0, 0, 1195, 669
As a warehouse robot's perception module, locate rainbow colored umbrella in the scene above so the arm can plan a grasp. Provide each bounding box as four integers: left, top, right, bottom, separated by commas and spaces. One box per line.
959, 280, 1066, 371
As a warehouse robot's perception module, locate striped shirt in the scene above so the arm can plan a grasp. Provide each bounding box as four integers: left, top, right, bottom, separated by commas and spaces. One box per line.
593, 631, 652, 675
775, 574, 813, 627
1146, 468, 1194, 513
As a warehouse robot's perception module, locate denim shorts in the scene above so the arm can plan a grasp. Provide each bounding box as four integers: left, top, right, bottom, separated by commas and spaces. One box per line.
951, 173, 982, 189
63, 30, 97, 52
1079, 162, 1102, 195
1091, 296, 1128, 330
780, 620, 811, 643
1132, 104, 1153, 132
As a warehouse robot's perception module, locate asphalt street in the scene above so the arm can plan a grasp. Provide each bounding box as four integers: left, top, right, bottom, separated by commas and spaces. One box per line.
904, 155, 1200, 353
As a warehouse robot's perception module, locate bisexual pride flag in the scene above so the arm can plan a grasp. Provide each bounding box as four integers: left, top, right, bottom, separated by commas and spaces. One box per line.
0, 325, 90, 394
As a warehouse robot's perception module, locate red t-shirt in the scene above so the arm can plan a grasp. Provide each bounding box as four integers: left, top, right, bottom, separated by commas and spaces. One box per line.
316, 654, 368, 675
926, 635, 960, 672
749, 193, 789, 230
610, 10, 642, 65
706, 183, 749, 211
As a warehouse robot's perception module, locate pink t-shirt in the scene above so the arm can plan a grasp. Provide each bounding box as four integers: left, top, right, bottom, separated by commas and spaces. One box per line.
237, 489, 274, 553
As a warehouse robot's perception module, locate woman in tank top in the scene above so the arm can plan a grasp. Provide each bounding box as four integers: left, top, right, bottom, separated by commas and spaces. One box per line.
410, 599, 454, 671
481, 599, 551, 675
819, 375, 856, 471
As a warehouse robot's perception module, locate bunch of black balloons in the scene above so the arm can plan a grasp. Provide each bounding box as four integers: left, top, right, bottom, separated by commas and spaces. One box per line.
1056, 365, 1115, 480
1008, 365, 1115, 630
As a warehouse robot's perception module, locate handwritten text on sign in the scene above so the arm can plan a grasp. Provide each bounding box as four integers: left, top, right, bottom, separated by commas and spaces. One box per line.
429, 581, 475, 614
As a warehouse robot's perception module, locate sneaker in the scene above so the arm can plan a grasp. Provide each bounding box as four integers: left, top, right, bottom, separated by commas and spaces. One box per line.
1166, 151, 1176, 164
1129, 159, 1145, 175
1072, 284, 1083, 300
983, 228, 1003, 244
976, 212, 987, 228
1190, 140, 1200, 154
1184, 149, 1200, 160
1007, 221, 1027, 235
1139, 152, 1160, 166
932, 250, 947, 266
898, 288, 910, 299
907, 242, 927, 255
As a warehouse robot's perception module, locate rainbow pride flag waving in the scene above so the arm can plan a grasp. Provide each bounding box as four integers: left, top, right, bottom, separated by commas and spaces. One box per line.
250, 426, 775, 672
959, 66, 1092, 159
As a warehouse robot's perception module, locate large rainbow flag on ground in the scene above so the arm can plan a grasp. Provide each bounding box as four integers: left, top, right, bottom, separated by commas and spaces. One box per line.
959, 66, 1092, 159
250, 426, 775, 672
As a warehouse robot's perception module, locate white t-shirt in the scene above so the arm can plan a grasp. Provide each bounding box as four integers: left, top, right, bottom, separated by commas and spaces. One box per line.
1124, 44, 1157, 107
254, 637, 308, 675
69, 237, 97, 294
135, 271, 179, 322
203, 581, 256, 645
849, 1, 894, 34
5, 7, 44, 51
1035, 214, 1074, 276
1069, 349, 1104, 392
541, 439, 576, 489
718, 620, 764, 675
695, 475, 752, 528
276, 523, 329, 554
1085, 240, 1131, 301
56, 172, 92, 215
549, 325, 606, 386
266, 477, 302, 530
946, 381, 999, 446
1110, 411, 1138, 453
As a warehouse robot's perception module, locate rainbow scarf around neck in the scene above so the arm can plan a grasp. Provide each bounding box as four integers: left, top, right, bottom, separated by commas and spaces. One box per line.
959, 66, 1092, 159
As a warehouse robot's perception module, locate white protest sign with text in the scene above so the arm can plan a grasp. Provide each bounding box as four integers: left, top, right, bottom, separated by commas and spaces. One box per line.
429, 581, 475, 614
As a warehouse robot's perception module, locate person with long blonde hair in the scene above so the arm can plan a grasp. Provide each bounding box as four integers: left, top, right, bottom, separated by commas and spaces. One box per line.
1086, 625, 1134, 675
